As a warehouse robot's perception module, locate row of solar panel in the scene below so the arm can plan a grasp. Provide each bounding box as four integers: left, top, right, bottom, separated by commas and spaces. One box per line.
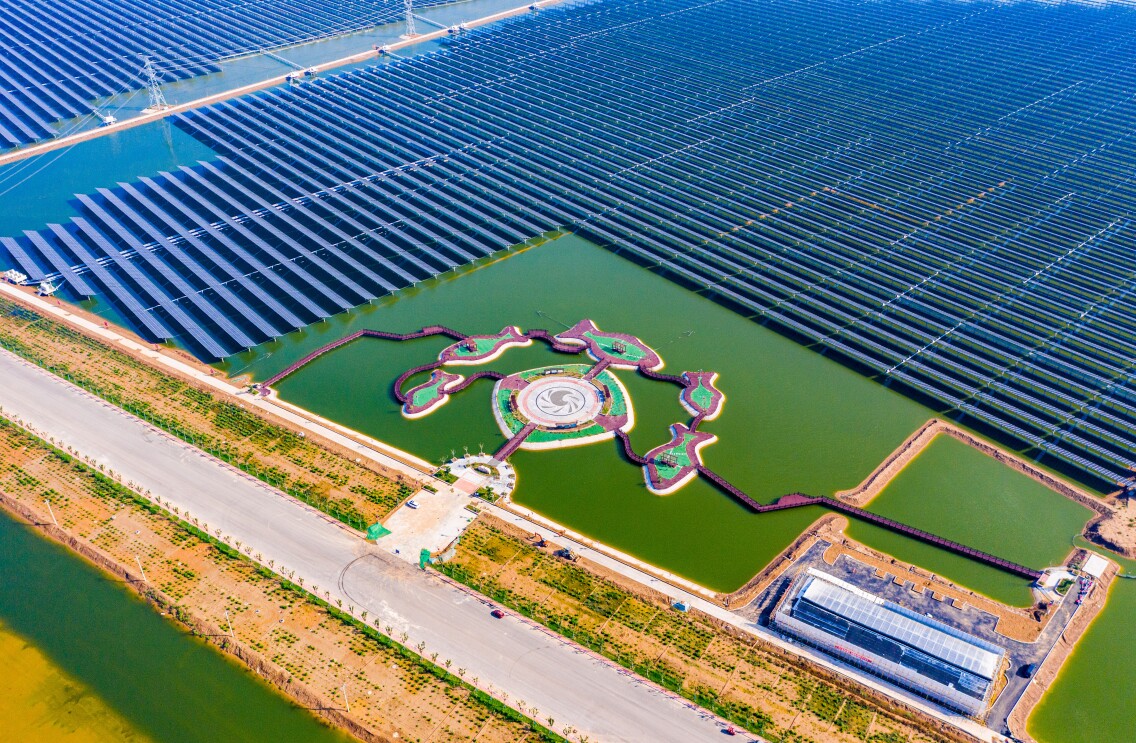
3, 0, 1136, 489
0, 0, 447, 147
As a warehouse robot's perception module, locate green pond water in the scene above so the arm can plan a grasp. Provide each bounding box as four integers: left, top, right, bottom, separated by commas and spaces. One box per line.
239, 235, 1092, 600
0, 508, 350, 743
1028, 549, 1136, 743
845, 436, 1093, 605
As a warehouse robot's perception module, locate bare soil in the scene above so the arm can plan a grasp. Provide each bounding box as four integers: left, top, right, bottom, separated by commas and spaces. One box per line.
440, 514, 974, 743
0, 417, 556, 743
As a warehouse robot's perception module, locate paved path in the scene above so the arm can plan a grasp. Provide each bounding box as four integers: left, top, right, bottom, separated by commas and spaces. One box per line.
0, 348, 730, 742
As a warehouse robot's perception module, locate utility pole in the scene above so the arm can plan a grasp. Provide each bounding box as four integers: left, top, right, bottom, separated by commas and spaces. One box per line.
141, 56, 170, 112
341, 683, 350, 713
44, 498, 58, 527
134, 555, 148, 583
224, 608, 236, 641
404, 0, 417, 37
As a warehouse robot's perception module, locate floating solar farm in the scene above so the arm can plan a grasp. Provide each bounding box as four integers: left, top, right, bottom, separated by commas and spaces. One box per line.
0, 0, 449, 147
4, 0, 1136, 490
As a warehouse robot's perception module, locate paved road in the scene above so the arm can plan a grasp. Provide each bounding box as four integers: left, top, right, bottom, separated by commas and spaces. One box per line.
487, 505, 999, 742
0, 349, 731, 742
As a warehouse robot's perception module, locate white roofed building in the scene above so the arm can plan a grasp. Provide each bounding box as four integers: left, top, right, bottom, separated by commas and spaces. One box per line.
772, 570, 1006, 716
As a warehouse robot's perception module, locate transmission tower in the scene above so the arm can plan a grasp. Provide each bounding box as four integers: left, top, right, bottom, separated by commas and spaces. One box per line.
141, 56, 170, 112
404, 0, 417, 37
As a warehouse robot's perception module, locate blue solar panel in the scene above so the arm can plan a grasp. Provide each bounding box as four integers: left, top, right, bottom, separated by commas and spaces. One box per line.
0, 0, 452, 147
2, 0, 1135, 491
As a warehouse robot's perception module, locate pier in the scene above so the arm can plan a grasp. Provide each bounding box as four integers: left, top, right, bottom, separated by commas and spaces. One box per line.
492, 422, 538, 462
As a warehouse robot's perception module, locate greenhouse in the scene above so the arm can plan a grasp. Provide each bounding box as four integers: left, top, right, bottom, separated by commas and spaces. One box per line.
773, 570, 1006, 716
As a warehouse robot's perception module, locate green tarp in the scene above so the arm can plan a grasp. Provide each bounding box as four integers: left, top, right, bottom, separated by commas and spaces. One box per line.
366, 523, 392, 541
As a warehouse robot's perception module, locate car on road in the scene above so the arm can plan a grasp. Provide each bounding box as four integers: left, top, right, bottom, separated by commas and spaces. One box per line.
406, 500, 419, 509
490, 609, 506, 619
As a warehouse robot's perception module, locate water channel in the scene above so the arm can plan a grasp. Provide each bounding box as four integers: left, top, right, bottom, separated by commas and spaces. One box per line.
0, 508, 349, 743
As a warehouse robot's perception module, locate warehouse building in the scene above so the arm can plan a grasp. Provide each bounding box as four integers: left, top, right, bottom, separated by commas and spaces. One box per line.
773, 570, 1005, 716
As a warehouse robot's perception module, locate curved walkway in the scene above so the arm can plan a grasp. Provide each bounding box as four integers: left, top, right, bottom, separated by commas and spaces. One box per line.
269, 322, 1044, 581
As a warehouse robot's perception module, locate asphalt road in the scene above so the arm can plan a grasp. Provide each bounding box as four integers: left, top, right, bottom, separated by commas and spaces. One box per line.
0, 349, 730, 742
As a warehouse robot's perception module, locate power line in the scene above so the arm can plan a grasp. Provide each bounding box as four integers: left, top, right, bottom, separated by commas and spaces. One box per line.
141, 56, 171, 112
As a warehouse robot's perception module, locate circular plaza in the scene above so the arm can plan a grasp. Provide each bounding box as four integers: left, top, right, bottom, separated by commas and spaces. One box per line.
493, 365, 632, 449
515, 375, 604, 428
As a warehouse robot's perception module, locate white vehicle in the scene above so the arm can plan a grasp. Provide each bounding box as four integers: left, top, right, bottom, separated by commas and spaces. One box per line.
405, 500, 419, 510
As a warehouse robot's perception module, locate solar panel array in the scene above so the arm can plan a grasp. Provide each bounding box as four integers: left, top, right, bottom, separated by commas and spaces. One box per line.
3, 0, 1136, 489
0, 0, 449, 147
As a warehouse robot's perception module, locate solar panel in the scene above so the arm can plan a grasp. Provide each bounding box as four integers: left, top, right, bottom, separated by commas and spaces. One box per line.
2, 0, 1135, 491
0, 0, 453, 147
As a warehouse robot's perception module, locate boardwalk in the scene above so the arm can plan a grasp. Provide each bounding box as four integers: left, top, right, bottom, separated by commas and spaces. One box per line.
290, 323, 1045, 580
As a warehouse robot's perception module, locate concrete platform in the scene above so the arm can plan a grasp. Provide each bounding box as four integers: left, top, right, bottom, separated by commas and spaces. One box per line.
379, 487, 477, 563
